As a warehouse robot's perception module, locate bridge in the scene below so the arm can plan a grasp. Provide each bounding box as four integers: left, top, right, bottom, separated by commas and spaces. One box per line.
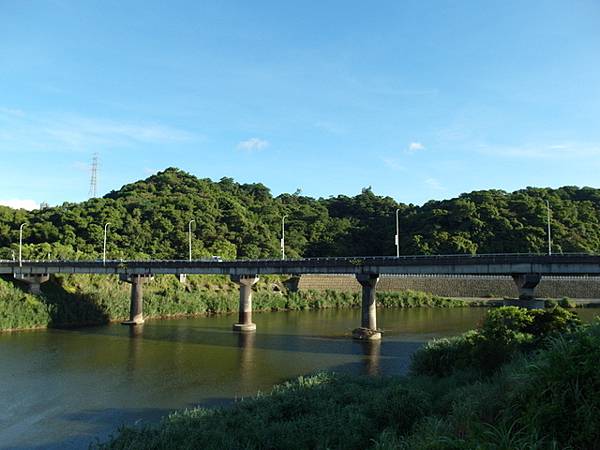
2, 253, 599, 340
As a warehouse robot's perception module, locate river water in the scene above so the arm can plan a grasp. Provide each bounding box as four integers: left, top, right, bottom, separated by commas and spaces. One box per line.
0, 307, 597, 449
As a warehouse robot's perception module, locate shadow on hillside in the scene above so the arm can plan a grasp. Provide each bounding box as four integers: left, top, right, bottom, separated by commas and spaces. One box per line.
9, 275, 112, 328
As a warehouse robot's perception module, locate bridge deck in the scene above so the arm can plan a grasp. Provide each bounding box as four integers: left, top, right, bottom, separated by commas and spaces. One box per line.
2, 254, 599, 277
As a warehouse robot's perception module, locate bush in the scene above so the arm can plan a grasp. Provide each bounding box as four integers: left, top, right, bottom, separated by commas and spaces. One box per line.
558, 297, 577, 309
410, 306, 580, 377
524, 306, 581, 340
95, 373, 432, 450
506, 323, 600, 449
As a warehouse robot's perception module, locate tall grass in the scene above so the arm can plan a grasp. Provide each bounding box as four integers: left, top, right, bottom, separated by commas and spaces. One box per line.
0, 275, 475, 331
0, 277, 51, 329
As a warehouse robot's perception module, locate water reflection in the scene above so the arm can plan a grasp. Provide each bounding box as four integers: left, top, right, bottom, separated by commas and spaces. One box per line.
237, 332, 256, 390
128, 324, 144, 338
126, 325, 144, 376
359, 340, 381, 376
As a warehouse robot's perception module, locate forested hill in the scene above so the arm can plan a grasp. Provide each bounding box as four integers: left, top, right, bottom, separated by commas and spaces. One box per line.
1, 168, 599, 260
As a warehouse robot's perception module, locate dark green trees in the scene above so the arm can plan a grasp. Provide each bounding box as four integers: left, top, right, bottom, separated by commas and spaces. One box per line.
0, 168, 598, 260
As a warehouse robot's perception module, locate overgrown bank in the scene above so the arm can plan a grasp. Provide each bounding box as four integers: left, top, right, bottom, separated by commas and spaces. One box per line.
97, 307, 600, 450
0, 274, 473, 331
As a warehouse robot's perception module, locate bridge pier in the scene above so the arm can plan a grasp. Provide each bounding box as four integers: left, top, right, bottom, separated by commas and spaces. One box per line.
511, 273, 544, 309
512, 273, 542, 300
231, 275, 259, 332
15, 273, 50, 294
353, 273, 381, 340
120, 274, 154, 325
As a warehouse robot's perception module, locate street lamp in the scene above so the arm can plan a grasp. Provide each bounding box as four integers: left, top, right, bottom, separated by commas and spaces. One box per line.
19, 223, 26, 267
281, 215, 287, 260
395, 208, 400, 257
103, 223, 110, 265
546, 200, 552, 255
188, 219, 195, 262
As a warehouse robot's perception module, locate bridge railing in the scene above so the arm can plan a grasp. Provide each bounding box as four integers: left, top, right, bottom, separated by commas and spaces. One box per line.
1, 252, 599, 268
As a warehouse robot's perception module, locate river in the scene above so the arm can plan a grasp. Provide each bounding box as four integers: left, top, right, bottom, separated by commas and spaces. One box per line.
0, 307, 597, 449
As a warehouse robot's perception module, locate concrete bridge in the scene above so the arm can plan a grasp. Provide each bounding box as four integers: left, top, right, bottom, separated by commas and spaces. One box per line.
2, 253, 599, 340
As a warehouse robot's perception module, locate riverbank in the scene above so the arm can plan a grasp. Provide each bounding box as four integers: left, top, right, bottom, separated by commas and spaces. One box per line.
0, 274, 477, 332
97, 306, 600, 450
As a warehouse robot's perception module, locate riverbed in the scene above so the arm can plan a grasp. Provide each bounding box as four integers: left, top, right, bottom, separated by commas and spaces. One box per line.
0, 307, 597, 449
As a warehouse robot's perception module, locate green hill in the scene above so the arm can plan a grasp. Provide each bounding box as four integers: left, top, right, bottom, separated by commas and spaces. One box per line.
1, 167, 599, 260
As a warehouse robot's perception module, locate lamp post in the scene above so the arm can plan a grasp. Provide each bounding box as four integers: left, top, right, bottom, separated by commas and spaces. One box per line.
103, 223, 110, 265
188, 219, 195, 262
19, 223, 26, 267
395, 208, 400, 257
546, 200, 552, 256
281, 215, 287, 260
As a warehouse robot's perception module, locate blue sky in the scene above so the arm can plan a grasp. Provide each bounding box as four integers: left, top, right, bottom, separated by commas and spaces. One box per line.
1, 0, 599, 209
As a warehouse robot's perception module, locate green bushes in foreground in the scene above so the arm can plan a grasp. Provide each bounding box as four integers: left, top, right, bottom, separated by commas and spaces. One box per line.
0, 275, 471, 331
410, 306, 581, 377
97, 310, 600, 450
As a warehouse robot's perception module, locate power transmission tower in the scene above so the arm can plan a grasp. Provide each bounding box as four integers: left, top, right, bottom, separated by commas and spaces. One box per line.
89, 153, 99, 198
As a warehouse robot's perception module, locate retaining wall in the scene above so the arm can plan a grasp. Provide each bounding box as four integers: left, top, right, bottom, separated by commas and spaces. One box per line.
295, 274, 600, 299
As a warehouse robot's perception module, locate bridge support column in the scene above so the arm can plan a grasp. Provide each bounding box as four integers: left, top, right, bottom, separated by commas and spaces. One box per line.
353, 273, 381, 340
120, 274, 154, 325
231, 275, 259, 332
15, 274, 50, 294
511, 273, 544, 309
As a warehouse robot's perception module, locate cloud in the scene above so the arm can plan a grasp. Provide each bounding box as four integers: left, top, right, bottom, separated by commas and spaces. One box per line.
0, 107, 197, 153
408, 142, 425, 152
425, 177, 444, 191
477, 142, 600, 159
237, 137, 269, 152
314, 121, 345, 135
381, 157, 405, 171
0, 199, 40, 210
0, 107, 25, 117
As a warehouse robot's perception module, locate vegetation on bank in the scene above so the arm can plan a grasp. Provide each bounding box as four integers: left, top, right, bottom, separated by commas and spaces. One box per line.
1, 168, 600, 262
0, 274, 471, 331
97, 307, 600, 450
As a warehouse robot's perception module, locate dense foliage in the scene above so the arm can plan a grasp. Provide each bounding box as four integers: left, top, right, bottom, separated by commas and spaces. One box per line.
97, 309, 600, 450
0, 274, 469, 331
410, 306, 581, 377
1, 168, 599, 260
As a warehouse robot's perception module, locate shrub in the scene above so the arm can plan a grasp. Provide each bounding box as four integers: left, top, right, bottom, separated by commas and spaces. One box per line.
524, 306, 581, 340
506, 323, 600, 449
410, 307, 580, 378
558, 297, 577, 309
95, 373, 432, 450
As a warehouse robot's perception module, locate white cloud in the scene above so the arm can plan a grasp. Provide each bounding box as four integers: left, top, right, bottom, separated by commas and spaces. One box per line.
0, 107, 25, 117
477, 142, 600, 159
408, 142, 425, 152
381, 157, 405, 171
425, 177, 444, 191
237, 137, 269, 152
0, 107, 197, 153
0, 199, 40, 210
314, 121, 345, 134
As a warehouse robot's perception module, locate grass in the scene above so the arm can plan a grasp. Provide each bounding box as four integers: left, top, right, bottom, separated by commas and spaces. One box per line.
96, 308, 600, 450
0, 274, 476, 331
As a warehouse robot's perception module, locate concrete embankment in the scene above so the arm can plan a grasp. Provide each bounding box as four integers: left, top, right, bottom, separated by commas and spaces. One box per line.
293, 274, 600, 299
